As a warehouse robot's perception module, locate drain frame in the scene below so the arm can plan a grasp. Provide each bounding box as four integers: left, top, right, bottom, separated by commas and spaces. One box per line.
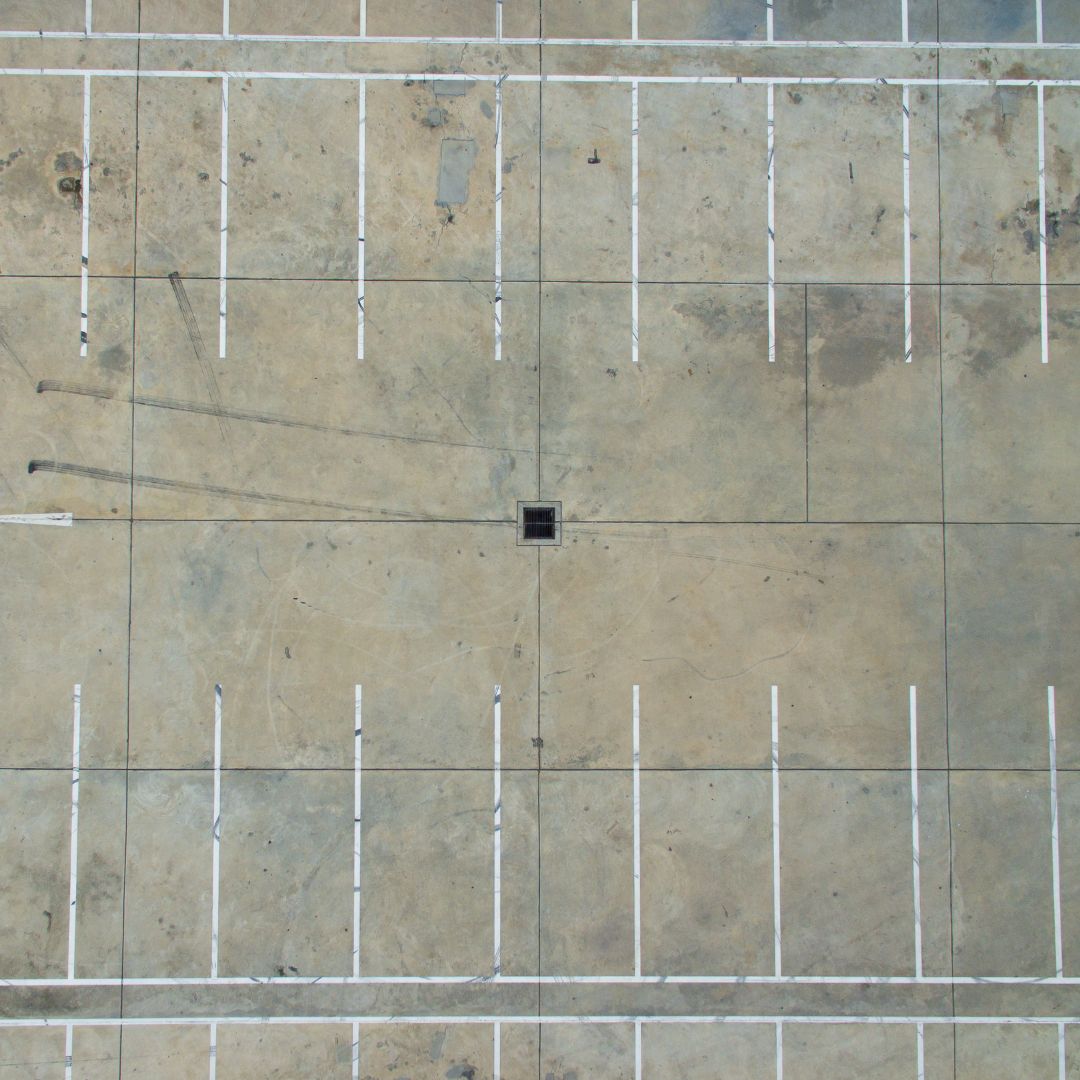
516, 501, 562, 546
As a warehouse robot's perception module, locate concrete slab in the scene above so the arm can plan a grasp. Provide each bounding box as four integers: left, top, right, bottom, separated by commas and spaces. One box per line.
775, 84, 905, 284
774, 0, 906, 41
950, 770, 1057, 977
540, 282, 806, 521
638, 83, 766, 283
639, 0, 765, 41
640, 770, 774, 974
939, 85, 1041, 284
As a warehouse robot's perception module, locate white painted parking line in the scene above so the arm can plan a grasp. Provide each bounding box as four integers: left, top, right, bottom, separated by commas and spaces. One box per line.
10, 971, 1080, 987
64, 1023, 73, 1080
635, 1019, 642, 1079
494, 78, 504, 364
4, 1014, 1080, 1028
354, 685, 363, 979
902, 86, 913, 363
494, 684, 502, 977
1050, 685, 1064, 978
1059, 1020, 1067, 1080
3, 29, 1080, 48
0, 513, 73, 525
8, 69, 1080, 87
493, 1021, 501, 1079
222, 0, 229, 37
910, 686, 923, 978
352, 1019, 360, 1080
631, 82, 640, 364
1037, 0, 1045, 45
211, 684, 222, 978
209, 1021, 217, 1080
218, 78, 229, 360
633, 684, 642, 976
1038, 83, 1050, 364
771, 684, 782, 976
776, 1020, 783, 1080
766, 0, 774, 42
80, 75, 90, 358
767, 86, 776, 364
67, 685, 81, 982
357, 80, 366, 360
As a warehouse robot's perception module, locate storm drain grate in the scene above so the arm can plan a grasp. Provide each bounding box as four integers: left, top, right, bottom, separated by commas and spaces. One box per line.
517, 501, 562, 546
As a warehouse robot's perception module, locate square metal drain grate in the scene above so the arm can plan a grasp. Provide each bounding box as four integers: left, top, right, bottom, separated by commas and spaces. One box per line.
517, 501, 562, 545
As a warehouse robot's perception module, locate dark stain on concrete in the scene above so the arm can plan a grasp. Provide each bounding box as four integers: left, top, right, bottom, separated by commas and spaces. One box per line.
0, 147, 24, 172
98, 344, 129, 373
962, 88, 1024, 150
960, 293, 1037, 378
54, 150, 81, 173
813, 288, 899, 389
673, 294, 734, 343
1047, 193, 1080, 250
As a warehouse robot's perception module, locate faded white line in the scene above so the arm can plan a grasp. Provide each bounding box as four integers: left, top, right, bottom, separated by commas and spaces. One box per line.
496, 0, 503, 42
771, 684, 781, 976
1037, 0, 1045, 44
64, 1023, 73, 1080
494, 1021, 501, 1079
775, 1020, 783, 1080
354, 684, 362, 979
1050, 685, 1064, 977
767, 85, 776, 363
1038, 83, 1050, 364
67, 685, 81, 981
209, 1021, 217, 1080
351, 1020, 360, 1080
901, 0, 909, 43
631, 0, 638, 40
633, 683, 642, 976
357, 79, 366, 360
631, 81, 640, 364
494, 77, 504, 364
902, 85, 913, 362
916, 1021, 925, 1080
80, 75, 91, 357
0, 513, 73, 526
1059, 1020, 1067, 1080
635, 1019, 642, 1079
222, 0, 229, 37
910, 685, 923, 978
360, 0, 367, 38
494, 684, 502, 977
766, 0, 774, 42
84, 0, 92, 36
211, 684, 222, 978
218, 77, 229, 360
